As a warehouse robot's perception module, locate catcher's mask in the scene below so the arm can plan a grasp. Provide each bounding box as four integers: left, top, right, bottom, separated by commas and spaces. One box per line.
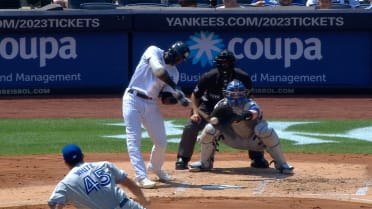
223, 79, 249, 107
164, 41, 190, 65
214, 49, 235, 78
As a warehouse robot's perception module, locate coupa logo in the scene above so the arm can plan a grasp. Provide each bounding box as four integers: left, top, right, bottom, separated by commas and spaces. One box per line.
0, 36, 77, 67
186, 31, 323, 68
186, 31, 225, 68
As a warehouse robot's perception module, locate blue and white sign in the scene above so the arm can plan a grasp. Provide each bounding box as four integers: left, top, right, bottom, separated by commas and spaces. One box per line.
0, 32, 129, 94
132, 31, 372, 89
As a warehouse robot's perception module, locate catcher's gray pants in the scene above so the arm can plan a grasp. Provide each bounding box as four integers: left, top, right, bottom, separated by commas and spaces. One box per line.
177, 119, 266, 163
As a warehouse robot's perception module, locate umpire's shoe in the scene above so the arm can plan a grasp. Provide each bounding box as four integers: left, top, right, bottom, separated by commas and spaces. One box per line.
249, 150, 269, 168
189, 161, 212, 172
175, 157, 189, 170
251, 158, 270, 168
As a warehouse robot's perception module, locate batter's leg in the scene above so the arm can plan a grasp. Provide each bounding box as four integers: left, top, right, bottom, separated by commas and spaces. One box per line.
142, 103, 167, 173
122, 95, 147, 182
175, 119, 207, 170
142, 102, 174, 182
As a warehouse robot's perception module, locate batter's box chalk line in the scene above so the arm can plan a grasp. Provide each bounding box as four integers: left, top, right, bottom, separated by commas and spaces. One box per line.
253, 180, 273, 194
355, 180, 372, 196
200, 185, 247, 190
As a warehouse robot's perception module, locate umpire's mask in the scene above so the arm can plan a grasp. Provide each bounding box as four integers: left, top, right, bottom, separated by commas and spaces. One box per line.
214, 49, 235, 78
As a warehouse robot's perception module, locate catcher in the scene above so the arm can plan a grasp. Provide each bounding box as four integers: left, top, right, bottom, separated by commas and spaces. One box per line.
189, 79, 294, 174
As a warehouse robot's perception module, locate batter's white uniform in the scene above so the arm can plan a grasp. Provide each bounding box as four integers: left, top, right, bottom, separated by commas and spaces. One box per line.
122, 45, 179, 181
48, 161, 145, 209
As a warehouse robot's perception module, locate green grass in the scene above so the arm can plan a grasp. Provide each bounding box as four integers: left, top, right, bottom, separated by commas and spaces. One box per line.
0, 119, 126, 155
0, 118, 371, 156
282, 120, 372, 153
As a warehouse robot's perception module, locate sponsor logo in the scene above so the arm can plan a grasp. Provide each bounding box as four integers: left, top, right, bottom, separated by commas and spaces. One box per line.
186, 31, 322, 68
0, 36, 77, 67
186, 31, 224, 68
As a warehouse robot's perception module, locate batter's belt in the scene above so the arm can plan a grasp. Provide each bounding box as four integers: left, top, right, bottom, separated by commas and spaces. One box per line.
128, 89, 152, 100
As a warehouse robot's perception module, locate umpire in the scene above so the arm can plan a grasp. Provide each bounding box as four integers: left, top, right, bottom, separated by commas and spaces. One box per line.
175, 49, 269, 170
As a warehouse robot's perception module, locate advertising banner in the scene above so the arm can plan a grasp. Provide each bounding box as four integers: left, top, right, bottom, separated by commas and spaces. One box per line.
132, 31, 372, 93
0, 32, 129, 96
0, 10, 132, 33
1, 9, 371, 95
132, 10, 372, 32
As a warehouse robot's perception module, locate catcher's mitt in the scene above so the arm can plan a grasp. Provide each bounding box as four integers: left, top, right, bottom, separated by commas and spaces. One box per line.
210, 100, 236, 126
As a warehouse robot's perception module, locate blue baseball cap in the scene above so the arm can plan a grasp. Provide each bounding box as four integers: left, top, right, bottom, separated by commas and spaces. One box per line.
62, 144, 83, 164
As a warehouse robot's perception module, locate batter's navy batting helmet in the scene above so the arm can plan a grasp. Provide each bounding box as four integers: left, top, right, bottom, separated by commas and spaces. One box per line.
165, 41, 190, 65
223, 79, 248, 107
214, 49, 235, 78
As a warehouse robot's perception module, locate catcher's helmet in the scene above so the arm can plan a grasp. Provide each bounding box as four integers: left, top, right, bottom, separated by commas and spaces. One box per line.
214, 49, 235, 78
223, 79, 249, 107
164, 41, 190, 65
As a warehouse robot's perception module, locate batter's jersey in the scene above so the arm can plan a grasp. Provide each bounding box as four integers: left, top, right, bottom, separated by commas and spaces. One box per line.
48, 161, 129, 209
193, 68, 252, 110
127, 45, 179, 98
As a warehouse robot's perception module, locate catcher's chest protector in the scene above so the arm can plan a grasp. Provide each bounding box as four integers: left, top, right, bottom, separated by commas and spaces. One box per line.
231, 119, 257, 140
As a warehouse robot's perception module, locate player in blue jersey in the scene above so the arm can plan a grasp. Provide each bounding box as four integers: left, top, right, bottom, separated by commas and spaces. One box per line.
48, 144, 150, 209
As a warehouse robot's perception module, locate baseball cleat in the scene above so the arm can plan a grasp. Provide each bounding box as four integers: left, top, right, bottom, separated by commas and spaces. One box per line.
148, 167, 173, 182
156, 170, 173, 182
189, 161, 212, 172
274, 162, 294, 174
175, 157, 189, 170
136, 178, 156, 189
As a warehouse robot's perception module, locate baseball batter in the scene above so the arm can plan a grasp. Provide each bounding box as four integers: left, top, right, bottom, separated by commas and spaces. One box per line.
189, 79, 294, 174
48, 144, 150, 209
122, 41, 190, 189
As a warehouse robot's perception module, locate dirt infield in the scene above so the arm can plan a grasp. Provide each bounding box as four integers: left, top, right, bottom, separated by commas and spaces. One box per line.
1, 95, 372, 209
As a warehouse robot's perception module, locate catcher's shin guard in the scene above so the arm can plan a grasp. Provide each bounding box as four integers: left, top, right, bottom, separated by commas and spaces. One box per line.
189, 141, 215, 172
266, 142, 294, 173
268, 144, 294, 174
254, 121, 294, 174
197, 124, 217, 144
190, 124, 216, 172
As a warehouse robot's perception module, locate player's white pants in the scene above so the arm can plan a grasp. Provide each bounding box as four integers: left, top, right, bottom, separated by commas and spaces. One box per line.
122, 92, 167, 181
